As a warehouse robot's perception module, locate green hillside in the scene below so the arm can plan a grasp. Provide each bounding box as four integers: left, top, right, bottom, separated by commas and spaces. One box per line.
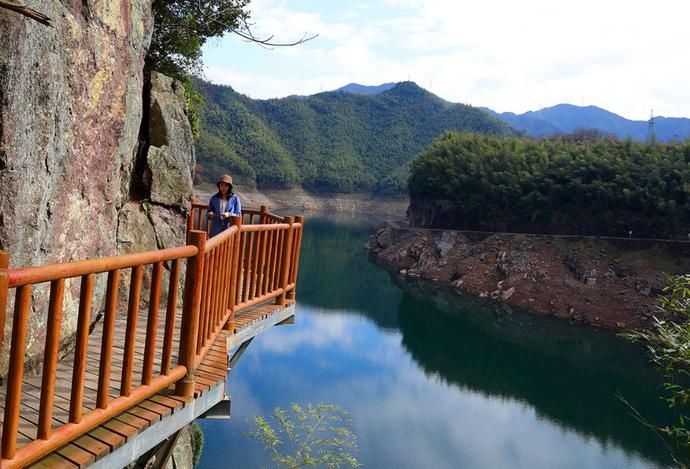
194, 80, 513, 193
409, 132, 690, 237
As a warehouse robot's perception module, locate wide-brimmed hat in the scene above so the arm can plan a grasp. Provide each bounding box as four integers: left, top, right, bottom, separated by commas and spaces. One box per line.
216, 174, 233, 188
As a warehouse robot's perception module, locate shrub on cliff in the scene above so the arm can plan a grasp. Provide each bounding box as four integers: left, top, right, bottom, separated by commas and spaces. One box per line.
190, 422, 205, 466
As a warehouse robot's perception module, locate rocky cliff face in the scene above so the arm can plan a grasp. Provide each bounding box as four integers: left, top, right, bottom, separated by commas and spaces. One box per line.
128, 423, 200, 469
369, 224, 690, 331
406, 197, 454, 228
0, 2, 194, 372
117, 72, 194, 257
117, 72, 194, 300
0, 0, 153, 267
163, 424, 194, 469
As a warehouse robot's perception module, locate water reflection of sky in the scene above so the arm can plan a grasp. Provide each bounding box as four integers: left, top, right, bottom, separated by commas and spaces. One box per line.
199, 304, 663, 469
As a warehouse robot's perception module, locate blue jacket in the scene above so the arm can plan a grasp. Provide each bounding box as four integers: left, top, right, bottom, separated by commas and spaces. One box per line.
207, 193, 242, 237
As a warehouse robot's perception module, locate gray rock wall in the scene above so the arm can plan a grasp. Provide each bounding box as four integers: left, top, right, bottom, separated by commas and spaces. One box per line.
0, 0, 153, 268
116, 72, 195, 256
164, 424, 195, 469
0, 2, 194, 373
116, 72, 195, 302
147, 73, 195, 209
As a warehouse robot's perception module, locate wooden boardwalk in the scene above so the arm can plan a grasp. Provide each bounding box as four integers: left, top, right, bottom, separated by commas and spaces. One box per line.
0, 206, 304, 468
0, 301, 293, 468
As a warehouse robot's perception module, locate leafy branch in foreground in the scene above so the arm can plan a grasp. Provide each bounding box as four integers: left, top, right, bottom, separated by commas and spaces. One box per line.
623, 274, 690, 466
247, 403, 360, 468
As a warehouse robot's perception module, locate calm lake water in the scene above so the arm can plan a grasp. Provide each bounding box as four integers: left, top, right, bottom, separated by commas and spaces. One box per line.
198, 215, 675, 468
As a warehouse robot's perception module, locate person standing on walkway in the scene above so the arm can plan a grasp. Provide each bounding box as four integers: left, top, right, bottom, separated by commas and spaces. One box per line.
207, 174, 242, 237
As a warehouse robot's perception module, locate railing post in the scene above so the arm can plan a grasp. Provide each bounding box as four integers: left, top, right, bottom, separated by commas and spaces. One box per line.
0, 250, 7, 460
0, 250, 8, 355
2, 284, 31, 458
186, 206, 194, 241
175, 230, 206, 397
224, 216, 242, 332
259, 205, 269, 223
276, 217, 294, 306
287, 216, 305, 301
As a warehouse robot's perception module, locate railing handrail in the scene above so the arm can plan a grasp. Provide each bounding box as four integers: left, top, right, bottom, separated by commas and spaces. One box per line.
8, 245, 198, 288
4, 367, 187, 469
241, 222, 293, 232
0, 205, 305, 468
190, 200, 285, 224
205, 222, 239, 251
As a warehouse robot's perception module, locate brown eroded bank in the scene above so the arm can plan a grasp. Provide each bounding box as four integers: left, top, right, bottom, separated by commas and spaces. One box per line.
368, 223, 690, 331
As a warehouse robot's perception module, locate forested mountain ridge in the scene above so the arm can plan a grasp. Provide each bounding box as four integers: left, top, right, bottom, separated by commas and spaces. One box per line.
195, 80, 513, 193
322, 82, 690, 143
485, 104, 690, 142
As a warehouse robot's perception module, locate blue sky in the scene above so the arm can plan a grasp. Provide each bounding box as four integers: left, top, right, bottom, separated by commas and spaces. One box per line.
202, 0, 690, 121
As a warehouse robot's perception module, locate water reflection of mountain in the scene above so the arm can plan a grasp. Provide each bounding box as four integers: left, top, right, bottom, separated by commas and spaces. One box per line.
298, 215, 674, 465
396, 283, 674, 466
296, 217, 402, 330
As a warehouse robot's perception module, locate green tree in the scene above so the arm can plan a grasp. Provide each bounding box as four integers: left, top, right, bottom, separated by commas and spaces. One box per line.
145, 1, 252, 138
146, 0, 250, 80
247, 403, 360, 468
146, 2, 315, 138
624, 275, 690, 466
408, 132, 690, 237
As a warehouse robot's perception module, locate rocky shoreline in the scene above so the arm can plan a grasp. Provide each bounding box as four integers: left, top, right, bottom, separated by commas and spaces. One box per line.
368, 223, 690, 331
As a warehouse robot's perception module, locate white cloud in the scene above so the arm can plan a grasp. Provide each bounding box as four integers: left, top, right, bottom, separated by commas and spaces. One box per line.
250, 306, 359, 354
218, 303, 663, 468
202, 0, 690, 119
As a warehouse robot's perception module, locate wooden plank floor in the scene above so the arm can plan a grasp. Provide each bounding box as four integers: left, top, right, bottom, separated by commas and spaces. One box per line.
0, 305, 185, 450
0, 301, 290, 468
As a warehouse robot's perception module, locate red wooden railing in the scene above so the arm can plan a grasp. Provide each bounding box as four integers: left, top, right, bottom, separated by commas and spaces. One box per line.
187, 203, 286, 236
0, 206, 304, 468
187, 203, 303, 304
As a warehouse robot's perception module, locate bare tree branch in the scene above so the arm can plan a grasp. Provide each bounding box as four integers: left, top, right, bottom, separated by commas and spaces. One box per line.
616, 392, 684, 466
232, 28, 318, 48
195, 1, 318, 49
0, 0, 52, 27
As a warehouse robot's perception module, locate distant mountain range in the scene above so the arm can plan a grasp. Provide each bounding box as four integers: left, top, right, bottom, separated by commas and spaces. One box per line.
483, 104, 690, 142
195, 80, 690, 194
334, 82, 396, 95
194, 81, 511, 193
331, 83, 690, 142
